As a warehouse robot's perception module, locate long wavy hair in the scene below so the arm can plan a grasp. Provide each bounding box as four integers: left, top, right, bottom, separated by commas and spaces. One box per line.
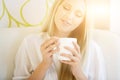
42, 0, 89, 80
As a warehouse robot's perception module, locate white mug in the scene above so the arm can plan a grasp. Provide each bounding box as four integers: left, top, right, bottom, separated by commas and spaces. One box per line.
57, 38, 77, 61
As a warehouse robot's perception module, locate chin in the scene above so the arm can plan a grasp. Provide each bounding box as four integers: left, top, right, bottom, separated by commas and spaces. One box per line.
61, 29, 72, 34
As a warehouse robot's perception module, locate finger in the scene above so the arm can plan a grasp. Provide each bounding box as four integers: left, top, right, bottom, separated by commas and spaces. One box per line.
72, 42, 80, 53
64, 46, 79, 57
47, 51, 54, 57
46, 45, 60, 56
48, 48, 59, 57
60, 53, 77, 62
60, 60, 74, 65
42, 37, 59, 49
55, 45, 60, 52
45, 41, 59, 53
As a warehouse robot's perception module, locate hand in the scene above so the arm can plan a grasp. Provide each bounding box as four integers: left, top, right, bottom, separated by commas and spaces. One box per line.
40, 37, 59, 68
60, 42, 83, 78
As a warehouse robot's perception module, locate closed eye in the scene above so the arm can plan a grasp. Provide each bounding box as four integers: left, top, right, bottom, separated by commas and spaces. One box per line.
63, 3, 71, 10
75, 11, 82, 17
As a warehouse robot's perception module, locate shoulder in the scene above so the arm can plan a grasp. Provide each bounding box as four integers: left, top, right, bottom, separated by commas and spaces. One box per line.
87, 40, 105, 66
88, 40, 105, 66
18, 32, 49, 48
23, 32, 49, 44
24, 32, 48, 41
86, 41, 106, 80
89, 40, 101, 51
88, 40, 103, 57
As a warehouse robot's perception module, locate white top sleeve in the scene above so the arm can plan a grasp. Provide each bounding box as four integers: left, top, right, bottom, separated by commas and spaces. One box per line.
13, 39, 32, 80
12, 33, 57, 80
87, 41, 106, 80
12, 33, 106, 80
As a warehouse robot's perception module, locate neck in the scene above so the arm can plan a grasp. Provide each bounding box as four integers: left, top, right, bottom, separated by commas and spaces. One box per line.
54, 30, 70, 38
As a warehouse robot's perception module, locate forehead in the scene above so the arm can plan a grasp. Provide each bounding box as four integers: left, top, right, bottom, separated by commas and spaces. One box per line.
62, 0, 85, 9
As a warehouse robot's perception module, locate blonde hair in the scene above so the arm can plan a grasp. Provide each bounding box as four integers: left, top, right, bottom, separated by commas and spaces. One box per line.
42, 0, 62, 36
42, 0, 88, 80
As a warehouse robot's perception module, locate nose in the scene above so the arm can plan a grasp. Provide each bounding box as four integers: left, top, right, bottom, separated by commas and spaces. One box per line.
66, 11, 74, 22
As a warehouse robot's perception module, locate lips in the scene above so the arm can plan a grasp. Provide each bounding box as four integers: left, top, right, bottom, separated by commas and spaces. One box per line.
61, 19, 72, 27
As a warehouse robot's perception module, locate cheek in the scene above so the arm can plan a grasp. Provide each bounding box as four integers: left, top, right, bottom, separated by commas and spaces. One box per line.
74, 18, 83, 27
55, 8, 66, 27
55, 12, 60, 26
55, 7, 64, 19
55, 10, 62, 23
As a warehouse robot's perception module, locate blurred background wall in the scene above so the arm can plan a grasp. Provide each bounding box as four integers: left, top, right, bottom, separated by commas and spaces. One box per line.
0, 0, 120, 35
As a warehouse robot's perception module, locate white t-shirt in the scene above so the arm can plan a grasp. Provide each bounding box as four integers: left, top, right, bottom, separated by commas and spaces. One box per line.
13, 32, 106, 80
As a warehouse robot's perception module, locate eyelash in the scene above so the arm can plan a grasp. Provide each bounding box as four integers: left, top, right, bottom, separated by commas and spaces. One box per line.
63, 5, 82, 17
76, 13, 82, 17
63, 5, 70, 10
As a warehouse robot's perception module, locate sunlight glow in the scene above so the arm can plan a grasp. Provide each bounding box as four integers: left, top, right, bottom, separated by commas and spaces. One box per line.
110, 0, 120, 35
87, 3, 109, 29
87, 4, 109, 18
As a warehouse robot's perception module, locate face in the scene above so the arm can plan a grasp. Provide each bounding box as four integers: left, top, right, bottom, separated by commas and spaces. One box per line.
54, 0, 85, 34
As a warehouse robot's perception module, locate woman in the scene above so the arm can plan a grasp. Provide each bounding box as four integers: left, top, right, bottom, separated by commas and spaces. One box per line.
13, 0, 106, 80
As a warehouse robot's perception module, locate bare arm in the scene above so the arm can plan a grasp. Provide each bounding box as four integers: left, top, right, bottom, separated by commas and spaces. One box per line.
60, 42, 87, 80
28, 37, 59, 80
72, 67, 87, 80
28, 61, 49, 80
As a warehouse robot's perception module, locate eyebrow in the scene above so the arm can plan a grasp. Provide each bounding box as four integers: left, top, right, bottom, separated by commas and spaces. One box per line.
63, 2, 83, 12
63, 2, 71, 7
